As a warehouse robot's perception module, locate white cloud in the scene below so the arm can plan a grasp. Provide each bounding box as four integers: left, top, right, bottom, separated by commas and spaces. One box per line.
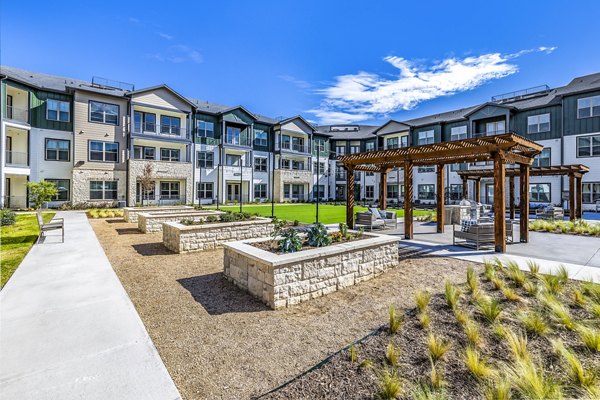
149, 44, 203, 65
309, 47, 557, 124
279, 75, 312, 90
158, 32, 174, 40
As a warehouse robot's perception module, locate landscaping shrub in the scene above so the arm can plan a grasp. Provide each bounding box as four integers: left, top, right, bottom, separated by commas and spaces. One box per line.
1, 209, 16, 226
278, 228, 303, 253
206, 215, 218, 223
307, 223, 331, 247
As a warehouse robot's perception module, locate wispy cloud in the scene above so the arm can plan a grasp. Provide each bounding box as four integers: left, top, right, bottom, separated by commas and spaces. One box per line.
308, 47, 557, 124
158, 32, 174, 40
279, 75, 313, 90
149, 44, 203, 65
128, 17, 140, 24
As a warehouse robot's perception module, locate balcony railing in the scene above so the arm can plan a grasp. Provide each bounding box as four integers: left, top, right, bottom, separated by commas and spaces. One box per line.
4, 106, 29, 123
277, 141, 310, 153
5, 151, 28, 166
133, 124, 189, 138
277, 165, 312, 172
472, 130, 506, 138
3, 195, 28, 209
223, 134, 252, 147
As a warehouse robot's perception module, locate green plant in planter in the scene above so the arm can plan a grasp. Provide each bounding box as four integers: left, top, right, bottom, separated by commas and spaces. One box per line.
339, 222, 348, 239
220, 213, 234, 222
307, 223, 331, 247
206, 215, 217, 223
278, 228, 303, 253
271, 217, 286, 240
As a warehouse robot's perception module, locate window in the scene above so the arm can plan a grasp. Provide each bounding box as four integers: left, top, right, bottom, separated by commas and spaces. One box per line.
418, 166, 435, 173
582, 183, 600, 203
160, 148, 180, 162
449, 184, 463, 201
314, 185, 325, 199
365, 142, 375, 152
292, 160, 305, 170
313, 162, 326, 173
283, 184, 305, 199
577, 95, 600, 119
350, 145, 360, 154
291, 136, 305, 152
400, 136, 408, 148
160, 116, 181, 135
314, 139, 326, 153
532, 148, 551, 167
418, 130, 434, 145
366, 171, 374, 176
254, 157, 267, 172
89, 141, 118, 162
45, 139, 70, 161
196, 120, 214, 137
280, 159, 290, 169
254, 130, 267, 146
485, 120, 505, 135
450, 163, 468, 171
387, 184, 398, 199
530, 183, 551, 202
450, 126, 467, 141
577, 135, 600, 157
197, 151, 214, 168
254, 183, 267, 199
365, 185, 374, 198
226, 154, 241, 166
89, 101, 119, 125
133, 146, 155, 160
386, 137, 399, 149
90, 181, 117, 200
160, 182, 180, 199
336, 145, 346, 156
46, 179, 69, 201
418, 184, 435, 200
134, 111, 156, 133
46, 99, 70, 122
226, 126, 241, 144
197, 182, 213, 199
527, 113, 551, 134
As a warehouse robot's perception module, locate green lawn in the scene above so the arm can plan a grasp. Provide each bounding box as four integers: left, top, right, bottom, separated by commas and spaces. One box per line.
1, 212, 55, 288
209, 203, 433, 225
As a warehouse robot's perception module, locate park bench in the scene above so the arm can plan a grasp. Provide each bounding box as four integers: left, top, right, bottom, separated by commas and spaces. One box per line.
36, 211, 64, 243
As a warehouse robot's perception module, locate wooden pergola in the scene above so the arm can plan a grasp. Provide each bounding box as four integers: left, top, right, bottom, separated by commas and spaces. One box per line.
337, 133, 543, 253
457, 164, 590, 222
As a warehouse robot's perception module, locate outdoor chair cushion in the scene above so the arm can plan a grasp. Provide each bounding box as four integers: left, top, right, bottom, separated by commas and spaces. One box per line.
461, 220, 477, 232
369, 208, 386, 219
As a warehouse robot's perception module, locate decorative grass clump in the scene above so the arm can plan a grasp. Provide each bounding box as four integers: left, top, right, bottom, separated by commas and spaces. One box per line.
444, 280, 461, 311
376, 367, 402, 400
348, 343, 358, 363
552, 339, 598, 390
476, 298, 503, 324
464, 321, 482, 347
386, 342, 399, 366
419, 312, 431, 330
464, 346, 494, 380
518, 311, 551, 337
576, 325, 600, 352
509, 358, 563, 400
427, 333, 450, 364
388, 305, 404, 334
87, 208, 124, 219
542, 294, 576, 330
466, 265, 479, 293
529, 219, 600, 236
415, 290, 432, 314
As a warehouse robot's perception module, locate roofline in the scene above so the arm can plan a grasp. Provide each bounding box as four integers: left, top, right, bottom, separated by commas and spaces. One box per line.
127, 84, 196, 108
372, 119, 411, 135
65, 85, 127, 98
462, 102, 517, 117
218, 105, 258, 120
274, 115, 316, 131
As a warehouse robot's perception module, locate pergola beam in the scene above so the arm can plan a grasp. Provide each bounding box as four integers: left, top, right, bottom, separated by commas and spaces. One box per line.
493, 152, 507, 253
404, 161, 413, 239
436, 164, 444, 233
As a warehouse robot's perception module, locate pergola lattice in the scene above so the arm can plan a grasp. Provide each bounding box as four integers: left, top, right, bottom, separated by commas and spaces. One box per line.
337, 133, 544, 253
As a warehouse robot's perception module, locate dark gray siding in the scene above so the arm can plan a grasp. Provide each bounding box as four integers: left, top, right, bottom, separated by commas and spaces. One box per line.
511, 106, 562, 140
442, 121, 468, 141
412, 124, 441, 144
563, 90, 600, 136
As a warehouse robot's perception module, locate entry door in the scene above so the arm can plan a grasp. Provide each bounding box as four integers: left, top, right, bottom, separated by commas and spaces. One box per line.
485, 183, 494, 204
5, 136, 12, 164
5, 178, 10, 208
228, 184, 240, 201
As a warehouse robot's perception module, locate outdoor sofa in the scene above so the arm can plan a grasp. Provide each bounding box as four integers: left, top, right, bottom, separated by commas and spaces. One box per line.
535, 206, 564, 221
354, 208, 398, 230
453, 220, 514, 250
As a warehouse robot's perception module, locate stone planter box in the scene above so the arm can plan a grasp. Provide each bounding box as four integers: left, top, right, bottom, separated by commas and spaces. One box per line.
223, 233, 399, 309
138, 210, 224, 233
123, 206, 193, 223
162, 218, 274, 253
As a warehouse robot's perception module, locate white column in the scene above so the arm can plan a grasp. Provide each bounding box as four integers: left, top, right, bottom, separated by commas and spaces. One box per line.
0, 122, 6, 207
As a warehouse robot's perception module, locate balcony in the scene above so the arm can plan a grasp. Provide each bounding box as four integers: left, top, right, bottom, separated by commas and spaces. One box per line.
223, 134, 252, 148
132, 123, 189, 139
5, 151, 28, 167
472, 130, 506, 138
222, 165, 252, 180
275, 168, 312, 184
4, 106, 29, 124
276, 140, 310, 154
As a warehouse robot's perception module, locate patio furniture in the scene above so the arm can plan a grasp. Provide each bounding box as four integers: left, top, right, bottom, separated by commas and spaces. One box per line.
36, 211, 64, 243
369, 208, 398, 229
355, 211, 385, 231
453, 220, 513, 250
596, 200, 600, 212
535, 206, 564, 221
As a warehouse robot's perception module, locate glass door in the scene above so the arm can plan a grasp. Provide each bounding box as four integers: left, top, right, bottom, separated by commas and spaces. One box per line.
227, 184, 240, 201
485, 183, 494, 204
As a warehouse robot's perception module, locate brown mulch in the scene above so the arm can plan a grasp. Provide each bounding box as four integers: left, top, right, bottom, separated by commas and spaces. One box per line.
90, 218, 477, 400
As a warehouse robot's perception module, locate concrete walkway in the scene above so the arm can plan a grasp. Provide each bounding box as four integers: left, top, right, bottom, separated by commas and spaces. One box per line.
0, 212, 180, 400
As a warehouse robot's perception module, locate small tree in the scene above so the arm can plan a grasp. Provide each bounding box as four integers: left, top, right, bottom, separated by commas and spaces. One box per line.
138, 163, 154, 206
26, 181, 58, 209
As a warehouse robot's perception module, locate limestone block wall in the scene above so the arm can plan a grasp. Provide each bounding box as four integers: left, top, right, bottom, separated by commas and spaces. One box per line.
123, 206, 193, 223
72, 169, 127, 204
223, 234, 399, 309
137, 210, 223, 233
127, 160, 194, 206
162, 218, 274, 253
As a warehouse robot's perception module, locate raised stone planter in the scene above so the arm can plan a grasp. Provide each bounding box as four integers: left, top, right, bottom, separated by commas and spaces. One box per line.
223, 233, 399, 309
138, 210, 224, 233
123, 206, 193, 223
162, 218, 274, 253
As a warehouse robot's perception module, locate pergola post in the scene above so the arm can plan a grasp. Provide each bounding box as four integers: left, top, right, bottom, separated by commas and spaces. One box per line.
493, 152, 506, 253
462, 176, 468, 199
436, 164, 444, 233
346, 166, 355, 229
519, 164, 530, 243
576, 176, 583, 219
509, 175, 515, 220
379, 170, 388, 210
404, 161, 413, 239
474, 178, 481, 203
569, 173, 575, 221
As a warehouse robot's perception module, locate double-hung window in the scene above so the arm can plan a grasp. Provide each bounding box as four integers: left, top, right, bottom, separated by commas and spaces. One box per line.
577, 95, 600, 119
527, 114, 551, 134
450, 126, 467, 141
365, 185, 374, 198
254, 130, 267, 146
418, 184, 435, 200
336, 145, 346, 156
530, 183, 551, 203
90, 181, 117, 200
89, 141, 118, 162
160, 116, 181, 135
350, 145, 360, 154
314, 139, 326, 153
134, 111, 156, 133
400, 136, 408, 148
387, 184, 398, 199
280, 159, 290, 169
46, 179, 70, 201
365, 141, 375, 151
254, 157, 267, 172
291, 160, 304, 170
449, 184, 463, 201
532, 148, 551, 167
133, 146, 155, 160
160, 148, 180, 162
386, 137, 399, 149
197, 151, 214, 168
197, 120, 214, 138
45, 139, 70, 161
160, 182, 180, 199
89, 101, 119, 125
418, 130, 434, 145
226, 127, 241, 145
582, 183, 600, 203
197, 182, 213, 199
577, 135, 600, 157
46, 99, 70, 122
254, 183, 267, 199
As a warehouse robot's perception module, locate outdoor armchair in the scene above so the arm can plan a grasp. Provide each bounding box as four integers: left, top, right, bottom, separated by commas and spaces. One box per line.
36, 211, 64, 243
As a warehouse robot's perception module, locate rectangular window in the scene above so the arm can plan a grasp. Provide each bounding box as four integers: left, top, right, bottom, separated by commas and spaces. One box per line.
254, 130, 268, 146
313, 162, 326, 173
418, 130, 435, 145
386, 137, 399, 149
89, 101, 119, 125
160, 115, 181, 135
89, 140, 118, 162
400, 136, 408, 148
530, 183, 551, 203
90, 181, 117, 200
577, 95, 600, 119
160, 181, 180, 199
226, 154, 241, 166
196, 120, 215, 137
280, 159, 290, 169
449, 184, 463, 201
365, 142, 375, 152
365, 185, 374, 198
314, 184, 325, 199
577, 134, 600, 157
418, 184, 435, 200
350, 145, 360, 154
46, 99, 70, 122
485, 120, 506, 135
314, 139, 326, 153
582, 183, 600, 203
336, 145, 346, 156
197, 182, 213, 199
46, 179, 70, 201
196, 151, 214, 168
45, 138, 70, 161
291, 160, 305, 170
527, 113, 551, 134
133, 146, 155, 160
532, 148, 551, 167
226, 126, 242, 145
254, 183, 267, 199
254, 157, 267, 172
160, 148, 180, 162
450, 163, 468, 171
450, 126, 467, 141
387, 184, 398, 199
418, 165, 435, 173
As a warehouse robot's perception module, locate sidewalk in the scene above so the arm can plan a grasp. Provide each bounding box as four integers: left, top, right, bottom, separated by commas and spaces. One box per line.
0, 212, 180, 400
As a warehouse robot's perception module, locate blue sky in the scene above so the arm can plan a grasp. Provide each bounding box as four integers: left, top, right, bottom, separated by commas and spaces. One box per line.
2, 1, 599, 125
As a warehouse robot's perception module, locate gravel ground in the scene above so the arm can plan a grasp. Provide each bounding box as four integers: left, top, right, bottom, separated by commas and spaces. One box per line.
91, 218, 476, 400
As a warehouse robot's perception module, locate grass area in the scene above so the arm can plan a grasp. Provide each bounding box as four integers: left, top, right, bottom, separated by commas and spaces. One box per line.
1, 212, 55, 288
530, 219, 600, 236
207, 203, 434, 225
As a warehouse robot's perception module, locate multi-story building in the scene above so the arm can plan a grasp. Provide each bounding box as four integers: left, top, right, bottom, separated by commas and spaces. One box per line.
1, 65, 599, 211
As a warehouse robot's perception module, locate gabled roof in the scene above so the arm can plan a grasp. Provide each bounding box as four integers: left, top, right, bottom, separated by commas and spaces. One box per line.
372, 120, 411, 135
315, 125, 379, 140
462, 102, 517, 117
274, 115, 316, 131
128, 84, 195, 108
218, 105, 258, 120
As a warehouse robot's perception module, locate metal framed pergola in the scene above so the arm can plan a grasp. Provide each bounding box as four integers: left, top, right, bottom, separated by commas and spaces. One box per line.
457, 164, 590, 221
337, 133, 544, 253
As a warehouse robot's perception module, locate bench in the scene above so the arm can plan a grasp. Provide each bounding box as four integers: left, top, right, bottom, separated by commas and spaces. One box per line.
535, 207, 564, 221
355, 211, 385, 231
453, 221, 514, 250
36, 211, 64, 243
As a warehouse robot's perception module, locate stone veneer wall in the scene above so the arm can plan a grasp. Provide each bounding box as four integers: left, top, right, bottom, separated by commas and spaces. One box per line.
138, 211, 223, 233
273, 169, 313, 202
72, 170, 127, 204
123, 206, 193, 223
127, 160, 193, 207
223, 234, 399, 309
162, 218, 274, 253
